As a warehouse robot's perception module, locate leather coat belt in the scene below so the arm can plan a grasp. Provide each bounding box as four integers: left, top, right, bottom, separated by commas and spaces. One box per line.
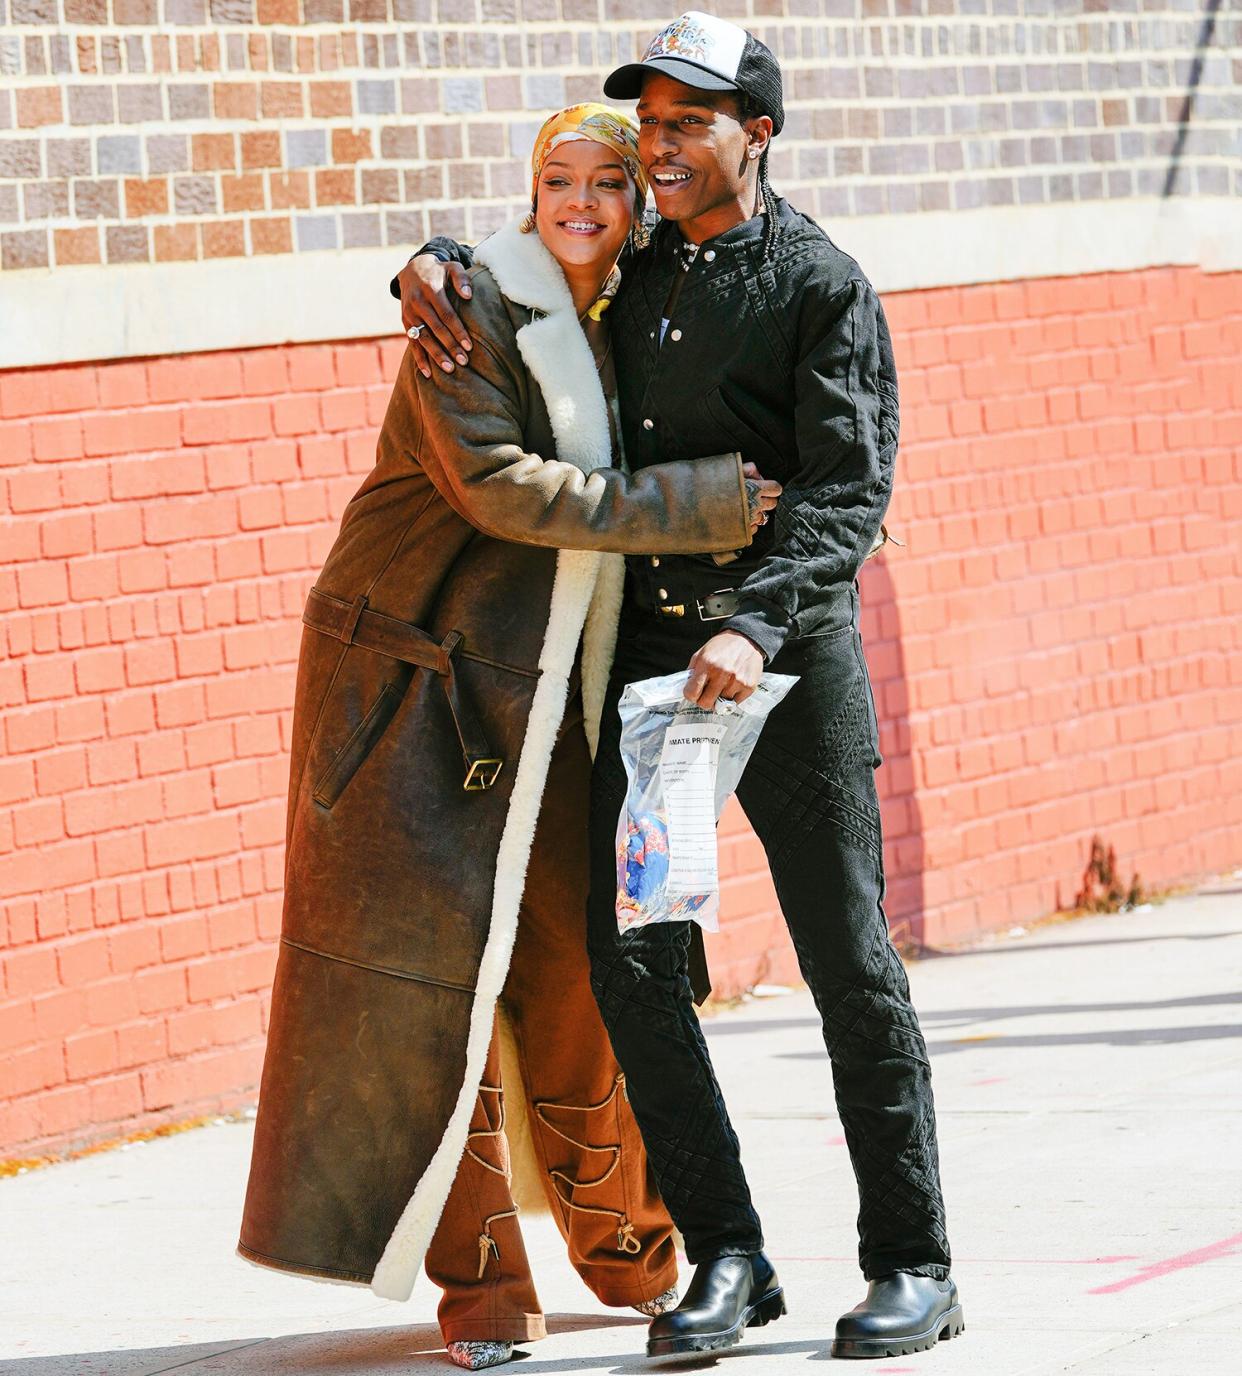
303, 588, 503, 791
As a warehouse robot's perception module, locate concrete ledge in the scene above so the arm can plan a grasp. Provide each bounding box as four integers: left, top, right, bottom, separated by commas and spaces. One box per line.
2, 198, 1239, 371
830, 196, 1242, 296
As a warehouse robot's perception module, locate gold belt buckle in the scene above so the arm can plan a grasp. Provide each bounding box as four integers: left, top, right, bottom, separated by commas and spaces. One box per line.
656, 603, 686, 617
464, 758, 504, 791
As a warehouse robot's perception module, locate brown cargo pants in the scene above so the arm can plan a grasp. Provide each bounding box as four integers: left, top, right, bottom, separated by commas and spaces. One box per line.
425, 692, 678, 1344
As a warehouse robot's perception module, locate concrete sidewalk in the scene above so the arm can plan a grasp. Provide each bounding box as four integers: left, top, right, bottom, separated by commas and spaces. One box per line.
3, 886, 1240, 1375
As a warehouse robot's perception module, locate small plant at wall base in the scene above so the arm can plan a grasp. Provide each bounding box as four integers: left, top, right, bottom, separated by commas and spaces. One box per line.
1075, 836, 1144, 914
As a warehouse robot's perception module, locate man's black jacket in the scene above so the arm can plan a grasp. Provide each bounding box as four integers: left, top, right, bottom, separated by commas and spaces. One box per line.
408, 196, 898, 661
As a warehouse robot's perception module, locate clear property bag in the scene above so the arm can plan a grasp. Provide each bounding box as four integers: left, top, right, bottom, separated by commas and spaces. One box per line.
614, 671, 798, 934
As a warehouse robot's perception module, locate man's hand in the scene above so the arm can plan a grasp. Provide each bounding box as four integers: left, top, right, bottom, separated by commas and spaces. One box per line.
742, 461, 781, 537
398, 255, 475, 379
683, 631, 764, 710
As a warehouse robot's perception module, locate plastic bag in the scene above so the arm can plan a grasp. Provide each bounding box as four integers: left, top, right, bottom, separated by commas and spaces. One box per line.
614, 671, 798, 934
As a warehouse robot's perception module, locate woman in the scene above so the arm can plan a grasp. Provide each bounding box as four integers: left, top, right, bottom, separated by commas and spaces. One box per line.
237, 105, 778, 1370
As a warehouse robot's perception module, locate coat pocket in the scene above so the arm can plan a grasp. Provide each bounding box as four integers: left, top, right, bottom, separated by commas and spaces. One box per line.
312, 680, 403, 809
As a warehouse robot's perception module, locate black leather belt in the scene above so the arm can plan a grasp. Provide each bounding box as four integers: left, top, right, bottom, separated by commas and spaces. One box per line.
625, 553, 753, 623
650, 587, 743, 622
303, 588, 503, 791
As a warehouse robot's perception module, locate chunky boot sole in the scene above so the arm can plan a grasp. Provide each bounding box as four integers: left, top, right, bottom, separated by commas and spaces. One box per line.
831, 1304, 965, 1359
646, 1287, 786, 1359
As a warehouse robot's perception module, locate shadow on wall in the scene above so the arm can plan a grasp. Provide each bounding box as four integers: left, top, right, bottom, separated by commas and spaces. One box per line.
860, 550, 928, 955
704, 548, 924, 994
1163, 0, 1223, 198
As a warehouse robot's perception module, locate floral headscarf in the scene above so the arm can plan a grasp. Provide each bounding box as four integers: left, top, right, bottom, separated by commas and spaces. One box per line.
529, 103, 649, 225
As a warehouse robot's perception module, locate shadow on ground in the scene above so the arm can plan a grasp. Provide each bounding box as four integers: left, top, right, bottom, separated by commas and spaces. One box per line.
0, 1323, 840, 1376
0, 1314, 655, 1376
708, 988, 1242, 1043
769, 1021, 1242, 1059
913, 926, 1242, 961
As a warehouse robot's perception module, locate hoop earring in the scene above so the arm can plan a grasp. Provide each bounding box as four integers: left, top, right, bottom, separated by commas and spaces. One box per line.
519, 209, 537, 234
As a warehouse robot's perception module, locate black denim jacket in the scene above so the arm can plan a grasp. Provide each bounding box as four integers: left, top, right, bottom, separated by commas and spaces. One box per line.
411, 196, 898, 660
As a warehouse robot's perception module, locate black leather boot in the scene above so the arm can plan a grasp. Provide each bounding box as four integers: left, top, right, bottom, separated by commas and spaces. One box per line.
645, 1252, 785, 1358
832, 1272, 963, 1359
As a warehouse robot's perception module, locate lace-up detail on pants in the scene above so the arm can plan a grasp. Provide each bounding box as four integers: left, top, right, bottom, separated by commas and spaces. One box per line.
465, 1083, 518, 1279
534, 1073, 642, 1256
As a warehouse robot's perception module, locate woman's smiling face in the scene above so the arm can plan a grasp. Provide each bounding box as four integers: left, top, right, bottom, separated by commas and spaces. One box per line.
535, 139, 636, 275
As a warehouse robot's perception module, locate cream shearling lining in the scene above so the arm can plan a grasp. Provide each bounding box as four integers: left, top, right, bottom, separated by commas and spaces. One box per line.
369, 218, 625, 1302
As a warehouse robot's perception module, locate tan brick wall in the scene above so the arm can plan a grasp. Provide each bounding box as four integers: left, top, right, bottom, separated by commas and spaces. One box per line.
1, 1, 1239, 273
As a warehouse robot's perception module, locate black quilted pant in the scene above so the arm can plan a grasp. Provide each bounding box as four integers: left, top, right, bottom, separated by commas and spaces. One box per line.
586, 586, 952, 1279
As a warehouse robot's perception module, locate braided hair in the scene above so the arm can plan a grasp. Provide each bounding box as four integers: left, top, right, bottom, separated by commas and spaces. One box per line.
735, 92, 780, 261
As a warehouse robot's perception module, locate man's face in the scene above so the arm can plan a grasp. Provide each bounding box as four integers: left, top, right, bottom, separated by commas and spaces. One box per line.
635, 73, 755, 225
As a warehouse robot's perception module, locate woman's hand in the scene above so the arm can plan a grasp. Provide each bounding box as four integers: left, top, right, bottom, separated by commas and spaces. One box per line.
742, 462, 781, 536
398, 256, 476, 379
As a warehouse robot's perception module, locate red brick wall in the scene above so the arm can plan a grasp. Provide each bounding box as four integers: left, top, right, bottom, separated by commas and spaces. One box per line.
3, 264, 1241, 1155
0, 339, 397, 1155
710, 265, 1242, 992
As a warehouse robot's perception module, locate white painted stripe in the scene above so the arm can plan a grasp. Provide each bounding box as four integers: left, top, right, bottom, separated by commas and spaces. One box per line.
0, 245, 406, 371
2, 198, 1239, 370
830, 197, 1242, 297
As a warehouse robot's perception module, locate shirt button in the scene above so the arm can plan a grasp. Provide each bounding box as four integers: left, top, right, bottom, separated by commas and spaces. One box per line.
670, 329, 682, 341
642, 418, 654, 430
658, 588, 669, 600
650, 556, 660, 568
703, 249, 716, 262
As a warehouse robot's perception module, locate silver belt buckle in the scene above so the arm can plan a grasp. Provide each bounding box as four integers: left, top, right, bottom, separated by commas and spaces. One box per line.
695, 588, 737, 622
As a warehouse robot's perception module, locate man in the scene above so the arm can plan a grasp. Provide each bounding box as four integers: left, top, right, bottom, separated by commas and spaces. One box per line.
396, 12, 962, 1361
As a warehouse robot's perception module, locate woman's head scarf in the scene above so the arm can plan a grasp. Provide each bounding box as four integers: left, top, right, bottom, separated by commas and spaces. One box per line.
528, 103, 649, 227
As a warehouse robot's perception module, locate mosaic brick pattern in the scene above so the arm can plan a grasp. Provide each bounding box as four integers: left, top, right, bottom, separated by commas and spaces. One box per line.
0, 1, 1239, 272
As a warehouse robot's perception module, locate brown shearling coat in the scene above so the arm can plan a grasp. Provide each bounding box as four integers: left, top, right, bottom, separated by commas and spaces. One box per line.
237, 219, 750, 1301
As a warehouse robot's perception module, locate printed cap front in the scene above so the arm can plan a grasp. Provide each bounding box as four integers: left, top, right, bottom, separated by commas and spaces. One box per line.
604, 11, 786, 134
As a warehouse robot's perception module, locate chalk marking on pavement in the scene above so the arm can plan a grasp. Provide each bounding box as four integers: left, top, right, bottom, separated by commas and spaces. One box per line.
769, 1255, 1140, 1265
1087, 1232, 1242, 1295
